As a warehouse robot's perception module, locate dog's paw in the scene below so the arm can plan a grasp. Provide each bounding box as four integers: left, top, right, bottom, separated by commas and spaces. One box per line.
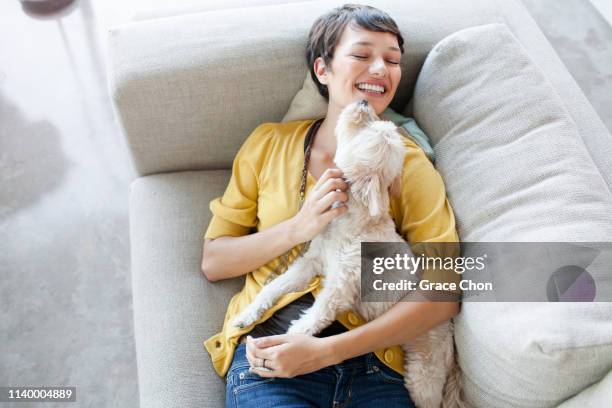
287, 318, 318, 336
230, 314, 251, 330
231, 305, 265, 329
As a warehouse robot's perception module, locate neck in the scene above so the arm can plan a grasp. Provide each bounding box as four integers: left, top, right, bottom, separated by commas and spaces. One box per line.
313, 102, 343, 159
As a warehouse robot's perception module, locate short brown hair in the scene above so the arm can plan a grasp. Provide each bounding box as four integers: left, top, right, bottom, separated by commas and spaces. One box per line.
306, 4, 404, 100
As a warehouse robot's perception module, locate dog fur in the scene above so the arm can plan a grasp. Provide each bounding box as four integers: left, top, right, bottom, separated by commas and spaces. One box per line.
232, 100, 463, 408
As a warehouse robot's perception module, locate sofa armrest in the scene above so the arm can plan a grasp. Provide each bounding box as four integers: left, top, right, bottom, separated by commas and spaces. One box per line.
129, 171, 244, 407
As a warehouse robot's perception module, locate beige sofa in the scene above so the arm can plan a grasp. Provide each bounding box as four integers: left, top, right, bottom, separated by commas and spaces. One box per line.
108, 0, 612, 406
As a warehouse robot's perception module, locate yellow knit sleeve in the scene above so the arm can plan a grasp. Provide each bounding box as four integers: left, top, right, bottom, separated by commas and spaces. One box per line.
390, 138, 461, 294
204, 124, 275, 240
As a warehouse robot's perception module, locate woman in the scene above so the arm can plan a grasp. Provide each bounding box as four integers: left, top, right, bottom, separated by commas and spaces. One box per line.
201, 4, 460, 407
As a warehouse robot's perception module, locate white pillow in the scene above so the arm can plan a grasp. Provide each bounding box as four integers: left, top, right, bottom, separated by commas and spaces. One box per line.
413, 24, 612, 407
282, 72, 437, 161
282, 72, 327, 122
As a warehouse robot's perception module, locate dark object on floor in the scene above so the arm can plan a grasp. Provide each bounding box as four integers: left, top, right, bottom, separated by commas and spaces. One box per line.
20, 0, 75, 16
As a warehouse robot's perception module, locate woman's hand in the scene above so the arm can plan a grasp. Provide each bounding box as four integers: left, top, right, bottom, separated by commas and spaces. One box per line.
290, 168, 349, 244
245, 334, 338, 378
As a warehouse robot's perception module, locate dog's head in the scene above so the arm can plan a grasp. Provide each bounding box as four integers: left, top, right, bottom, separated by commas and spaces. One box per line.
334, 100, 406, 217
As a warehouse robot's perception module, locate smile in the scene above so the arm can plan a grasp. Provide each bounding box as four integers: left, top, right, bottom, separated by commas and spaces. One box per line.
355, 82, 386, 95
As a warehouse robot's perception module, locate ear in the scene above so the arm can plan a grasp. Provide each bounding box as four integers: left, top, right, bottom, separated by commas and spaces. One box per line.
313, 57, 328, 85
352, 173, 385, 217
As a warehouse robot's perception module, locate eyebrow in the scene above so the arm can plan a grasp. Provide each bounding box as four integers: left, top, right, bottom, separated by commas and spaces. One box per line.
351, 41, 401, 52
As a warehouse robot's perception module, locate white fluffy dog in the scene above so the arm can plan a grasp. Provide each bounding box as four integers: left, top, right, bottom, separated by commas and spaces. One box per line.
232, 100, 462, 408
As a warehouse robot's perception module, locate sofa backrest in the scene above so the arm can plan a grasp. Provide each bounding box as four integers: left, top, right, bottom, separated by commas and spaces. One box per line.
107, 0, 501, 176
107, 0, 612, 189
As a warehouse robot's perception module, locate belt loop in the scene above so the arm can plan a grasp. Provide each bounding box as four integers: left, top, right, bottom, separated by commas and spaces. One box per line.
365, 352, 374, 374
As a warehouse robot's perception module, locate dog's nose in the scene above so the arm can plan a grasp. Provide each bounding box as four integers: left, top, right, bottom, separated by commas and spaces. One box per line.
359, 99, 368, 107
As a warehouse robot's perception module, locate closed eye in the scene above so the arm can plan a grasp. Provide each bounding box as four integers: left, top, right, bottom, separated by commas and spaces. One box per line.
352, 55, 400, 65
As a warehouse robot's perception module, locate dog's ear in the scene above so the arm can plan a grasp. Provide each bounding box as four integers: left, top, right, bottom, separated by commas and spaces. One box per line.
352, 174, 385, 217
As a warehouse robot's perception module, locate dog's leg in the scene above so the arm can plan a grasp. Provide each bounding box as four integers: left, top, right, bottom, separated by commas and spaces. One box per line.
403, 323, 454, 408
286, 278, 346, 336
231, 253, 319, 329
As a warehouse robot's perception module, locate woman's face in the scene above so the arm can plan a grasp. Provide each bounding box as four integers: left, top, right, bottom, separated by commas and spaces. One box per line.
315, 23, 402, 116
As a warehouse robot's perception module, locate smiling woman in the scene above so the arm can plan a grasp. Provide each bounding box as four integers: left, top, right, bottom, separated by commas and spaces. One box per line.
201, 4, 461, 408
307, 6, 404, 117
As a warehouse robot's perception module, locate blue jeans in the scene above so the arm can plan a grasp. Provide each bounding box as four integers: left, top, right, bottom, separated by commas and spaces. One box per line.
226, 343, 416, 408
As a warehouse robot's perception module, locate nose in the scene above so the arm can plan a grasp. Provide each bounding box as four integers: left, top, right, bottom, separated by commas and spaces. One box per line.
359, 100, 368, 107
369, 57, 387, 77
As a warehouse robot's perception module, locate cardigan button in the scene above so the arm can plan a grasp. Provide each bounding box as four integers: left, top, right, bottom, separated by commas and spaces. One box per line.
347, 313, 359, 326
384, 349, 394, 363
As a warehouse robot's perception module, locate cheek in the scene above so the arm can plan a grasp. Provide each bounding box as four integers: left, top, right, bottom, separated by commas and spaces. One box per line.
344, 60, 366, 82
386, 70, 402, 95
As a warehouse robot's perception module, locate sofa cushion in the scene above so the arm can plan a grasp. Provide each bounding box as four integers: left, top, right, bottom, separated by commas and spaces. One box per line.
413, 23, 612, 407
282, 72, 328, 122
129, 170, 242, 408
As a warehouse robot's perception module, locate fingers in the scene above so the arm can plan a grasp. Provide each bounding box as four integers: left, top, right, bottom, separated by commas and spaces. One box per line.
320, 174, 349, 192
314, 168, 343, 189
312, 169, 347, 197
324, 177, 349, 195
249, 365, 277, 377
293, 168, 349, 242
320, 203, 348, 224
246, 343, 270, 368
249, 334, 287, 348
246, 337, 282, 373
246, 352, 278, 375
246, 336, 283, 361
315, 189, 348, 213
245, 349, 263, 367
248, 343, 280, 361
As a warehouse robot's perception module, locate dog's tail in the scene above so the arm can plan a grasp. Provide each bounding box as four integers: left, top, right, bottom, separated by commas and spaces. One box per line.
442, 351, 467, 408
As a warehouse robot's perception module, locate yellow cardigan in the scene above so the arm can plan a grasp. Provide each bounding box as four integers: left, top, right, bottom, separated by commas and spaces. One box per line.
203, 119, 460, 377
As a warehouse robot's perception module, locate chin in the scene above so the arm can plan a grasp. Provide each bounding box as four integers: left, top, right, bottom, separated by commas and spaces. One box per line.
369, 100, 387, 116
374, 104, 387, 116
369, 97, 391, 113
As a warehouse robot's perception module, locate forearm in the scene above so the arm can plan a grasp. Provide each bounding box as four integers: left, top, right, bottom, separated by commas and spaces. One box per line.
201, 217, 302, 281
324, 292, 459, 364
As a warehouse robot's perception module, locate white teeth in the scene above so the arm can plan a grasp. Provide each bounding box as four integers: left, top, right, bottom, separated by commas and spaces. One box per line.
356, 83, 385, 93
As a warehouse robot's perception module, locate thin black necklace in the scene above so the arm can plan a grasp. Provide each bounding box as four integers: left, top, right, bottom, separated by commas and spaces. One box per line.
299, 118, 324, 209
263, 118, 324, 285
